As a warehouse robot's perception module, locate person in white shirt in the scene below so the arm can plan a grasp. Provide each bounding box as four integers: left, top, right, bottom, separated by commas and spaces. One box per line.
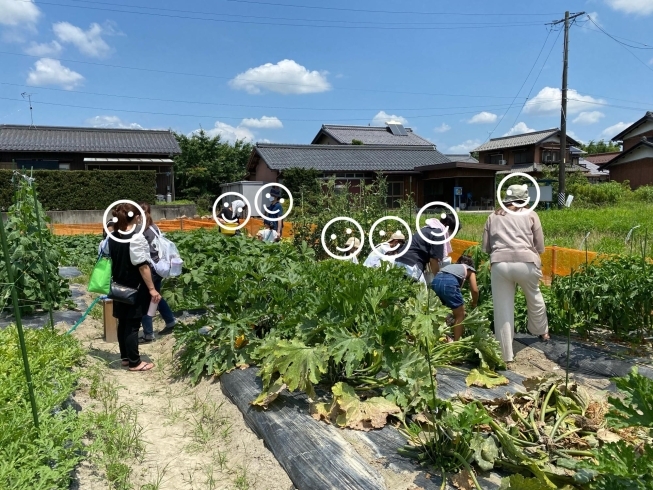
344, 236, 361, 264
363, 231, 406, 268
257, 222, 280, 243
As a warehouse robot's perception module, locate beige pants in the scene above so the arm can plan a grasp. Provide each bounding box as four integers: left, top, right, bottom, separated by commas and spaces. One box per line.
491, 262, 549, 362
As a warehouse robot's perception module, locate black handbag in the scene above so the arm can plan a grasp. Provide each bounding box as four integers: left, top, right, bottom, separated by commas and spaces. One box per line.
109, 281, 139, 305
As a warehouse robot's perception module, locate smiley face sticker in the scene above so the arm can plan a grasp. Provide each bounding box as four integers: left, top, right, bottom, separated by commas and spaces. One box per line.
212, 192, 251, 231
496, 172, 541, 216
254, 183, 293, 222
368, 216, 412, 259
321, 217, 365, 260
102, 200, 147, 244
415, 202, 460, 245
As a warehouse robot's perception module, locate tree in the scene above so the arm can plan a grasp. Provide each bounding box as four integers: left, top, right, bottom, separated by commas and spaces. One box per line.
280, 168, 321, 200
579, 140, 621, 155
351, 139, 364, 145
173, 130, 253, 201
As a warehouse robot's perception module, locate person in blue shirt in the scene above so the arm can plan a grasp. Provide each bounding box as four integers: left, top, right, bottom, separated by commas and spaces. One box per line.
263, 187, 284, 238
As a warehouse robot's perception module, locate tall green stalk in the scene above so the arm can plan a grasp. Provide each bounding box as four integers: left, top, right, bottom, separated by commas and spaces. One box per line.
30, 175, 55, 329
0, 211, 39, 431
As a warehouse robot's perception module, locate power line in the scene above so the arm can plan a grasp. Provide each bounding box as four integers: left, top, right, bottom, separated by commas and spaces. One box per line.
0, 82, 528, 113
586, 15, 653, 75
224, 0, 558, 17
0, 51, 530, 98
584, 16, 653, 49
9, 0, 545, 30
37, 0, 551, 27
507, 25, 564, 132
0, 95, 593, 123
485, 27, 558, 142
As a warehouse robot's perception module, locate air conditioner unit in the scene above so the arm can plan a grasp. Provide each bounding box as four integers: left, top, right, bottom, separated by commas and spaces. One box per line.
499, 160, 507, 165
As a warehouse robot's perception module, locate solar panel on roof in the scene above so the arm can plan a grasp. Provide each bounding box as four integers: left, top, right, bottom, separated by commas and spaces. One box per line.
387, 124, 408, 136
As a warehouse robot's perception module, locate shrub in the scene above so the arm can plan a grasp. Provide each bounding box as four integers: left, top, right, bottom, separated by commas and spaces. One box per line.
633, 185, 653, 203
0, 179, 72, 314
0, 170, 156, 211
567, 181, 628, 206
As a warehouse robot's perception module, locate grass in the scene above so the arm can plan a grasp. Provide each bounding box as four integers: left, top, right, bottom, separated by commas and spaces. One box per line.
0, 326, 87, 490
450, 203, 653, 255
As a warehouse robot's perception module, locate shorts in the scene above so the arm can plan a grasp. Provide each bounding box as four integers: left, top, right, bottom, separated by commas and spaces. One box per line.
431, 272, 464, 309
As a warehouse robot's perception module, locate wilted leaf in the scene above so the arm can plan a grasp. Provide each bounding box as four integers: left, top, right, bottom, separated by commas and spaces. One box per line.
310, 400, 337, 424
451, 469, 475, 490
332, 382, 400, 431
470, 433, 498, 471
499, 474, 557, 490
251, 379, 287, 408
596, 428, 621, 443
466, 368, 509, 388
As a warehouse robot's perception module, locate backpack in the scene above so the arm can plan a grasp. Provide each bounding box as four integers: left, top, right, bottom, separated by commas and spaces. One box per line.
148, 226, 183, 278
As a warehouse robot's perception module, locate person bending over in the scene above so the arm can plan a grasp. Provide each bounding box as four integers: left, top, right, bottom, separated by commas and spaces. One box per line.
430, 255, 479, 341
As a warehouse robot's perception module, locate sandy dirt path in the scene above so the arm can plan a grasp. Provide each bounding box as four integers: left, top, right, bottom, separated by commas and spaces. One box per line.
68, 293, 294, 490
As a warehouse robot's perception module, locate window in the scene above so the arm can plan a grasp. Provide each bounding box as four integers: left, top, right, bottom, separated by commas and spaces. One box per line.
542, 150, 560, 163
513, 150, 531, 165
386, 181, 403, 208
489, 153, 504, 165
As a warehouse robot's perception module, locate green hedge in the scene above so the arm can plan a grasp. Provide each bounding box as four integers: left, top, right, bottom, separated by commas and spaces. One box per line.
0, 170, 156, 211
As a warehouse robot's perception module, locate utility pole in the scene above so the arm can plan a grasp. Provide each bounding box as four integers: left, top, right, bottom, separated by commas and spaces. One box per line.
550, 11, 584, 208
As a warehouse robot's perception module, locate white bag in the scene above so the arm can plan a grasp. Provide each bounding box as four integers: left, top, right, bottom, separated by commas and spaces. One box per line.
148, 226, 183, 278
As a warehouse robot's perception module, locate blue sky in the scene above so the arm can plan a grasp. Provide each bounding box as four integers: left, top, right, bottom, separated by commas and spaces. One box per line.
1, 0, 652, 153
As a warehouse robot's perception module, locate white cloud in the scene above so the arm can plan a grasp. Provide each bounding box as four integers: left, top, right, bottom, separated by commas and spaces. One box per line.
25, 41, 62, 56
524, 87, 605, 115
0, 0, 41, 26
86, 115, 143, 129
433, 123, 451, 133
26, 58, 84, 89
605, 0, 653, 15
503, 122, 536, 136
240, 116, 283, 129
573, 111, 605, 125
229, 59, 331, 95
567, 130, 584, 144
53, 22, 112, 57
600, 121, 634, 140
448, 139, 482, 153
468, 111, 498, 124
200, 121, 255, 143
372, 111, 408, 126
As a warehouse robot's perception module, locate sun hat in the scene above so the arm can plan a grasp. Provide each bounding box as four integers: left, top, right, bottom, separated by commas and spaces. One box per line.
231, 199, 245, 215
503, 184, 529, 203
345, 237, 361, 248
390, 231, 406, 241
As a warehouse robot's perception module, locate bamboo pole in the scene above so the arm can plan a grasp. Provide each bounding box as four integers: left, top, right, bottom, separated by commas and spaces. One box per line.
0, 211, 40, 430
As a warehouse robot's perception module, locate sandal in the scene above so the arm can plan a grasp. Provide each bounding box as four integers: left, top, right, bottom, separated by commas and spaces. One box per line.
539, 334, 551, 343
129, 362, 154, 372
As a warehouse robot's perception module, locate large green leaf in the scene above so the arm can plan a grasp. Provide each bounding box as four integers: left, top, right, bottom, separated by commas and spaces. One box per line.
326, 329, 370, 378
256, 338, 329, 399
607, 366, 653, 429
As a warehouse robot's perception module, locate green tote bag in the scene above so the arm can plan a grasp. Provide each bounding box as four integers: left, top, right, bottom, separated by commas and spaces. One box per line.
88, 255, 112, 295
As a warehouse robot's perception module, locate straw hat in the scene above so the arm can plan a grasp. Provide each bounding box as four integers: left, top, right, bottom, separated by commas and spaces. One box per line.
345, 237, 361, 249
390, 231, 406, 241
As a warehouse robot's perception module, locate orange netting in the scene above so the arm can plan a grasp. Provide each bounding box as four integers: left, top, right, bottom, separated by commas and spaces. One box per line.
51, 219, 595, 280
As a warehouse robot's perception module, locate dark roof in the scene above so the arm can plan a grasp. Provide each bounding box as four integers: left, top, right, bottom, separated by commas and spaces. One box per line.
496, 162, 589, 175
0, 125, 181, 154
444, 154, 479, 164
253, 144, 451, 172
578, 158, 609, 176
611, 111, 653, 141
312, 124, 434, 146
600, 138, 653, 170
583, 152, 621, 165
473, 128, 580, 152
